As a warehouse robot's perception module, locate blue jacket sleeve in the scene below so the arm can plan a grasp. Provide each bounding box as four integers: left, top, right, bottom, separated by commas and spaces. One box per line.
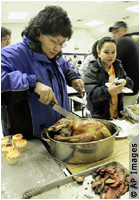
1, 48, 37, 106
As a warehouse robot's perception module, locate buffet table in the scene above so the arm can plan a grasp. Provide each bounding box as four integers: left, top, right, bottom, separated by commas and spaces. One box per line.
1, 118, 138, 199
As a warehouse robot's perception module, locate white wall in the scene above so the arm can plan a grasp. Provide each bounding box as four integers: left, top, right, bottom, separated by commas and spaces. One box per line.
64, 28, 96, 54
2, 14, 139, 54
89, 15, 139, 39
1, 23, 97, 54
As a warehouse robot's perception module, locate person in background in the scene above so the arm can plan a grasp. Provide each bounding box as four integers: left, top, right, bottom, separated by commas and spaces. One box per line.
84, 37, 133, 120
1, 6, 84, 141
109, 21, 139, 107
79, 40, 99, 80
1, 27, 12, 136
68, 58, 73, 66
131, 35, 139, 45
72, 54, 77, 67
92, 40, 99, 60
1, 27, 11, 49
75, 60, 82, 71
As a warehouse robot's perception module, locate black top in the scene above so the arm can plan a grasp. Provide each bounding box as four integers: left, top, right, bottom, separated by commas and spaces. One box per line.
116, 34, 139, 95
84, 58, 133, 120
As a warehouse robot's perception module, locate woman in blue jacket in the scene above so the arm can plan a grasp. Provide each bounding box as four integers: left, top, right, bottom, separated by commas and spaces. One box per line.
1, 6, 84, 139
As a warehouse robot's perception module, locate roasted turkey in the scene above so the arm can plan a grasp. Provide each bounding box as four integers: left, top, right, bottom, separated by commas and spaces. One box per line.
45, 118, 111, 143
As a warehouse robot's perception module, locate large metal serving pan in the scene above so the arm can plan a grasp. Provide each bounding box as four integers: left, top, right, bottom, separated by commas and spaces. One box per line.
22, 161, 129, 199
41, 119, 120, 164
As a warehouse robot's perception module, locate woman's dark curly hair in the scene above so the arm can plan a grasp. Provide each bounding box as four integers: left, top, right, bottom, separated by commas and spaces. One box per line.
21, 6, 73, 53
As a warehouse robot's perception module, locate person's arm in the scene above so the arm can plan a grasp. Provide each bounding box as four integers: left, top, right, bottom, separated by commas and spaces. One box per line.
1, 52, 59, 107
1, 50, 37, 106
84, 64, 111, 103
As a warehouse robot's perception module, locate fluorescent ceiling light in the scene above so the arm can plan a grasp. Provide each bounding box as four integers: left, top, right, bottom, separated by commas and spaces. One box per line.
8, 12, 29, 19
127, 5, 139, 13
84, 20, 104, 27
94, 0, 104, 3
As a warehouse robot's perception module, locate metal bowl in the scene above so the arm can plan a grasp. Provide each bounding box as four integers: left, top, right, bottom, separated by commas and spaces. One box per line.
41, 119, 120, 164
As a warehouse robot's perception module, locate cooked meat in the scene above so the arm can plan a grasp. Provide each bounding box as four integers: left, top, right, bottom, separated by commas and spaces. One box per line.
105, 188, 116, 199
92, 180, 102, 189
72, 119, 111, 140
54, 133, 94, 143
73, 175, 85, 183
47, 118, 74, 132
129, 105, 139, 115
105, 178, 116, 184
91, 164, 129, 199
46, 118, 111, 143
59, 128, 72, 137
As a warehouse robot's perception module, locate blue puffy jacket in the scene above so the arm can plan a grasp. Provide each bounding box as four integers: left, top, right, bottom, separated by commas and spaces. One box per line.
1, 36, 81, 139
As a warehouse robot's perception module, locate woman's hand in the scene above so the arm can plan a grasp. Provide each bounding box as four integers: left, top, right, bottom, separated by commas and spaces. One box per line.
34, 82, 58, 105
108, 81, 125, 95
71, 79, 84, 95
117, 79, 126, 87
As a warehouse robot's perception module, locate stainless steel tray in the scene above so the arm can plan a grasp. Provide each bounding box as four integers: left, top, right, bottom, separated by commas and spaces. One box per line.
125, 104, 139, 122
120, 110, 138, 123
22, 161, 129, 199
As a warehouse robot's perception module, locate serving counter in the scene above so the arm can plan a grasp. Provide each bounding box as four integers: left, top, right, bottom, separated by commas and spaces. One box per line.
1, 118, 137, 199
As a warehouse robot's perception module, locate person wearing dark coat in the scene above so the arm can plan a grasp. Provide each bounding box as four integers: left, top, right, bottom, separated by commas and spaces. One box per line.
109, 21, 139, 107
84, 37, 133, 120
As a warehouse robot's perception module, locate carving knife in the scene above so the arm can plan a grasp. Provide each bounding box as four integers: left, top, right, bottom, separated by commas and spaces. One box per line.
51, 102, 79, 120
36, 94, 79, 120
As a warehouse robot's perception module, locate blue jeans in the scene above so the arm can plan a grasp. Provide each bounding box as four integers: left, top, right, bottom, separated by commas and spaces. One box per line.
1, 107, 9, 136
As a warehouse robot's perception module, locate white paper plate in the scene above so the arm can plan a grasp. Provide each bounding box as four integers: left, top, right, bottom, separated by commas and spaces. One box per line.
122, 87, 133, 93
105, 83, 133, 93
111, 119, 131, 138
115, 129, 128, 138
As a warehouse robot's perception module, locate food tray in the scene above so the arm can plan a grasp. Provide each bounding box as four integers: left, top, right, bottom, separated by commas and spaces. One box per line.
42, 119, 119, 164
125, 104, 139, 123
22, 161, 129, 199
120, 110, 138, 124
1, 139, 66, 199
